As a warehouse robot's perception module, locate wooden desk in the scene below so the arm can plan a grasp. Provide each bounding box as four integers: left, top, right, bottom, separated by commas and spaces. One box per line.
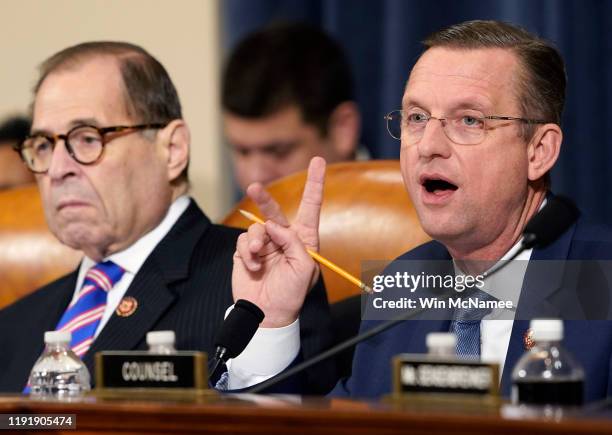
1, 393, 612, 434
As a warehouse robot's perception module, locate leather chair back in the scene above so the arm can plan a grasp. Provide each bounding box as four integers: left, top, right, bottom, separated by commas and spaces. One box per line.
0, 184, 81, 309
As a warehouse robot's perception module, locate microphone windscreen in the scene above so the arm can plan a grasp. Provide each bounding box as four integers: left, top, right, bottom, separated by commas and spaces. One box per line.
523, 195, 579, 249
214, 299, 265, 360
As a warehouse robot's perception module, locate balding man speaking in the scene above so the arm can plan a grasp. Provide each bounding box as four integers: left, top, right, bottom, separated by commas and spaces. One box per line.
231, 20, 612, 402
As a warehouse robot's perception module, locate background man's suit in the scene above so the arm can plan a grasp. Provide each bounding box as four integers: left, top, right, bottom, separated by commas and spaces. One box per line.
0, 200, 337, 393
332, 215, 612, 402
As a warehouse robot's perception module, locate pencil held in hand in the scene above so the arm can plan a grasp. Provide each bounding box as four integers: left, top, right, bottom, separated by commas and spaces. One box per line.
239, 209, 373, 294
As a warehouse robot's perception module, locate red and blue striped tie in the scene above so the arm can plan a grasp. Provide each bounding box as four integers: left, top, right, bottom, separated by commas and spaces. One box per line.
55, 261, 125, 358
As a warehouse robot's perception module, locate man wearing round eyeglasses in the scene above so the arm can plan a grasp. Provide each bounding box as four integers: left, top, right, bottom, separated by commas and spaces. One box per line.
0, 41, 336, 393
229, 20, 612, 401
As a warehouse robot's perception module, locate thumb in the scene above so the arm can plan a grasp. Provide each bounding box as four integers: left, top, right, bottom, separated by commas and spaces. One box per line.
265, 220, 311, 263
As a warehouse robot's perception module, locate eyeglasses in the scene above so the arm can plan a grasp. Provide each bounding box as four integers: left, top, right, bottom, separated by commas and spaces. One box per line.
14, 123, 167, 173
384, 109, 548, 145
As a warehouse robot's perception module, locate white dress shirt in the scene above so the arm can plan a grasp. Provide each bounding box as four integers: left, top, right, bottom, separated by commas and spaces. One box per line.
70, 196, 190, 337
472, 198, 546, 377
225, 306, 300, 389
455, 239, 533, 377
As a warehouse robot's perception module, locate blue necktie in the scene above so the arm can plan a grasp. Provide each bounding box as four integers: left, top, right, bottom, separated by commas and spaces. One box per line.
450, 289, 494, 357
55, 261, 124, 357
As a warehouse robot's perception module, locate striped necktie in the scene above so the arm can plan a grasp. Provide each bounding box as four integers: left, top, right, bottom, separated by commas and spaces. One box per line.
450, 289, 495, 357
55, 261, 125, 358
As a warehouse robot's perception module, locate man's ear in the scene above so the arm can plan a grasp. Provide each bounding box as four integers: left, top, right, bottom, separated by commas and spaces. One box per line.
527, 123, 562, 181
327, 101, 361, 160
159, 119, 190, 182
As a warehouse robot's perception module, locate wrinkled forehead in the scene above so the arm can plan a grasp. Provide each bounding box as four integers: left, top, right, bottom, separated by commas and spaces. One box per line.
32, 56, 131, 130
403, 47, 522, 112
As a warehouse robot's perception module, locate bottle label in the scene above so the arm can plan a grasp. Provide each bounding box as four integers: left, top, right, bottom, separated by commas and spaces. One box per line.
512, 379, 583, 406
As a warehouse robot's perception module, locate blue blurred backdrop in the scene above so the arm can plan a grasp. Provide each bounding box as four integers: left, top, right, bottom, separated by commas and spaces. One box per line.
222, 0, 612, 224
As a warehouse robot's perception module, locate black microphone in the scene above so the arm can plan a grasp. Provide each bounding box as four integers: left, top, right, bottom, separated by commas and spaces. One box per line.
208, 299, 265, 381
248, 195, 580, 393
484, 195, 579, 276
522, 195, 579, 249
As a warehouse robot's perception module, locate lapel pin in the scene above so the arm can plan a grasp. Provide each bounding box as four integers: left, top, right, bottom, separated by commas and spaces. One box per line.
523, 328, 535, 350
116, 296, 138, 317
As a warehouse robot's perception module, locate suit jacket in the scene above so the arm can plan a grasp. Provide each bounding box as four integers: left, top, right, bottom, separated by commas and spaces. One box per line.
0, 200, 337, 393
332, 216, 612, 402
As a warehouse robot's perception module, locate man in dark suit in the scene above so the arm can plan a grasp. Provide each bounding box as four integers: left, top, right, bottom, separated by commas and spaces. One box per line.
334, 226, 612, 400
0, 41, 335, 393
231, 20, 612, 402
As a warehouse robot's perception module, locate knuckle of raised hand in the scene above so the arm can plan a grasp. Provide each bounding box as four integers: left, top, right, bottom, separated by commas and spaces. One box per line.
237, 233, 249, 247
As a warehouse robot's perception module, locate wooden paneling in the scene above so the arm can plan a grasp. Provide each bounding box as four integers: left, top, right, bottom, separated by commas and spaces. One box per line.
0, 393, 610, 435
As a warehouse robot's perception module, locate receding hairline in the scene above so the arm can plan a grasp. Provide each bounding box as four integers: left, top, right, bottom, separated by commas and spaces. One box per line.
35, 42, 150, 91
33, 50, 144, 121
405, 46, 527, 112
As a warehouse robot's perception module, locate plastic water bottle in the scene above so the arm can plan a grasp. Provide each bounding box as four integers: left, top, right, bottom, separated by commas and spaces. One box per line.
147, 331, 177, 354
426, 332, 457, 357
511, 319, 584, 406
28, 331, 91, 397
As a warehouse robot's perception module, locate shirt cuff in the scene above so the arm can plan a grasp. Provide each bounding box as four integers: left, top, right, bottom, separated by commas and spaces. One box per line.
223, 305, 300, 390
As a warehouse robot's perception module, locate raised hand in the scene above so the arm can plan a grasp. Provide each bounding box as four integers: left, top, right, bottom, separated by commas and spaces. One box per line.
232, 157, 326, 328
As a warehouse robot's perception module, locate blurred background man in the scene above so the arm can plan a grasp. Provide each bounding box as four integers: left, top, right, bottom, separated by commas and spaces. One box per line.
222, 23, 362, 192
0, 116, 34, 189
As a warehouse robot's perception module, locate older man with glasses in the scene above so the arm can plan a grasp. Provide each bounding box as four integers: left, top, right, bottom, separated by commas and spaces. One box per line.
0, 41, 337, 394
230, 20, 612, 402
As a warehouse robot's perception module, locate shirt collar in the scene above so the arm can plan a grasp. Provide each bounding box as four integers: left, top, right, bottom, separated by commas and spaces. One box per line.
80, 195, 191, 277
452, 198, 547, 307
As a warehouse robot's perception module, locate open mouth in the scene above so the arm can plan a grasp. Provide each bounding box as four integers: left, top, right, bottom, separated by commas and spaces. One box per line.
422, 178, 458, 195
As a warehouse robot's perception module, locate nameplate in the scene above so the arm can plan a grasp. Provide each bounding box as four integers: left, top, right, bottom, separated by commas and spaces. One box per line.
95, 351, 207, 391
392, 354, 499, 397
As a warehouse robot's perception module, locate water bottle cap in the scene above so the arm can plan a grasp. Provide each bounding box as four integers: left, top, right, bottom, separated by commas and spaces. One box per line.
147, 330, 176, 346
44, 330, 71, 344
530, 319, 563, 341
426, 332, 457, 350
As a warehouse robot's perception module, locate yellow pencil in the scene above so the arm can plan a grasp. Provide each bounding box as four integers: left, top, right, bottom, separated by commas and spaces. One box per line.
239, 209, 373, 294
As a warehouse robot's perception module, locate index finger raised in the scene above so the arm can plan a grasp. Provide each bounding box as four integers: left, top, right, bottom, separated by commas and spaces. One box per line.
246, 182, 291, 227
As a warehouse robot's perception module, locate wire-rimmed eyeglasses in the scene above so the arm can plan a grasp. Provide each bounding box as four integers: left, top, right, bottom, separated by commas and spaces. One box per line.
384, 109, 548, 145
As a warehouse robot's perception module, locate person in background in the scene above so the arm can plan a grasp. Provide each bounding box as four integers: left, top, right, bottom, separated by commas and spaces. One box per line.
0, 116, 34, 189
222, 22, 362, 192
